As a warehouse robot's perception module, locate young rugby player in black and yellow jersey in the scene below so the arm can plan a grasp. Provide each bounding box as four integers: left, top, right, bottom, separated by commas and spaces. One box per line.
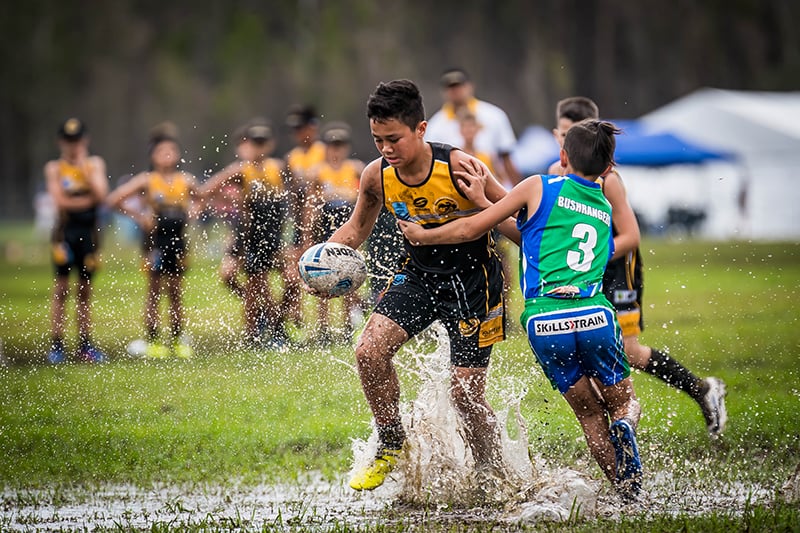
316, 80, 516, 491
306, 122, 366, 345
44, 118, 109, 364
548, 97, 727, 438
200, 120, 291, 348
107, 123, 199, 359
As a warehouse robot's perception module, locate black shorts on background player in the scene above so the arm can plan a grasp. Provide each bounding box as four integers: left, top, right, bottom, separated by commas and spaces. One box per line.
242, 199, 287, 275
603, 248, 644, 335
145, 216, 187, 275
52, 207, 100, 280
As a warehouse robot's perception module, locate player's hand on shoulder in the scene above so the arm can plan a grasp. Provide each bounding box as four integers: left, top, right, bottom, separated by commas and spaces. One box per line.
453, 157, 491, 209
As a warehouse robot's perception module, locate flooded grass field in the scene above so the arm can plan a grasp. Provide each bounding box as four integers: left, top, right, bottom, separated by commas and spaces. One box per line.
3, 458, 796, 530
1, 226, 798, 530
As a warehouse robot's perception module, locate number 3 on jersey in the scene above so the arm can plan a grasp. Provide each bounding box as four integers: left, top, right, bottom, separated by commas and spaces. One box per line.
567, 223, 597, 272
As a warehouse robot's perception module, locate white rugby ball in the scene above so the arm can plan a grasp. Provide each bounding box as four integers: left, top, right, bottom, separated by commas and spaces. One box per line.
298, 242, 367, 297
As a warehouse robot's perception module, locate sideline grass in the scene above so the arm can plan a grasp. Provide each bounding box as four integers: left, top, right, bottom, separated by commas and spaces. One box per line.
1, 221, 799, 530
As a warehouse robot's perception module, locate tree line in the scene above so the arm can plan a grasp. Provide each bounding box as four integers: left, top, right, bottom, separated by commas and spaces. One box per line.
1, 0, 797, 218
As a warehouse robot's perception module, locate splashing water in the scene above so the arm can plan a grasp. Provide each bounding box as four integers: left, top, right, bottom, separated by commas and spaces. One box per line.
348, 321, 598, 519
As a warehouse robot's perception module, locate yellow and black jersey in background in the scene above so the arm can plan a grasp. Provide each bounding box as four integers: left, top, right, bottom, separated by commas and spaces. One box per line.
146, 171, 192, 219
241, 158, 286, 204
316, 160, 360, 203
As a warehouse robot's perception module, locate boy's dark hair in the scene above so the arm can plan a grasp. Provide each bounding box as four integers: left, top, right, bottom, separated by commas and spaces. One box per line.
564, 119, 621, 177
366, 79, 425, 131
286, 104, 319, 128
556, 96, 600, 123
147, 121, 181, 154
58, 117, 87, 140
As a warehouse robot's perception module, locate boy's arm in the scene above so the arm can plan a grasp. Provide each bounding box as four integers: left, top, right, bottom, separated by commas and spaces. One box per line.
399, 177, 540, 246
185, 173, 202, 220
106, 173, 153, 231
197, 161, 243, 199
45, 161, 71, 211
44, 160, 103, 212
603, 170, 641, 260
86, 156, 109, 203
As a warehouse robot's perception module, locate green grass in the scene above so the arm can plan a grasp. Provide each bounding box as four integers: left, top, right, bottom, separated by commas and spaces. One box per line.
1, 221, 799, 531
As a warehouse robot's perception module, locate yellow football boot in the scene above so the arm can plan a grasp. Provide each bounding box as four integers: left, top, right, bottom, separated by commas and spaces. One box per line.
173, 341, 194, 360
349, 447, 403, 491
144, 342, 170, 359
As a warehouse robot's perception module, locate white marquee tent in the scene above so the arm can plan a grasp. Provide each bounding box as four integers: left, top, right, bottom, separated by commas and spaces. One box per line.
635, 88, 800, 241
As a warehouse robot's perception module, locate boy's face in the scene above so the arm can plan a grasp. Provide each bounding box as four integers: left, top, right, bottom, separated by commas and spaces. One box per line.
235, 140, 254, 161
370, 118, 425, 168
58, 137, 88, 159
325, 142, 349, 163
553, 118, 575, 149
292, 124, 317, 146
247, 138, 274, 159
459, 118, 480, 143
443, 82, 473, 107
151, 140, 180, 169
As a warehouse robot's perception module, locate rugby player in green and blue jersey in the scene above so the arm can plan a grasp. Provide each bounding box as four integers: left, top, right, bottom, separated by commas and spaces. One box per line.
400, 119, 643, 500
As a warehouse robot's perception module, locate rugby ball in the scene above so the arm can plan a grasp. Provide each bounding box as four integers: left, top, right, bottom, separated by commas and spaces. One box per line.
298, 242, 367, 297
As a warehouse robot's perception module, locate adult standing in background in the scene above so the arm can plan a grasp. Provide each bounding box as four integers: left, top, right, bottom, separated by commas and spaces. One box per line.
44, 118, 109, 364
426, 68, 522, 188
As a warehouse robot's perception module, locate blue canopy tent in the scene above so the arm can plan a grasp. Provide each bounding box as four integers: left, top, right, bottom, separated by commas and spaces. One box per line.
510, 120, 733, 176
510, 119, 738, 237
612, 120, 733, 167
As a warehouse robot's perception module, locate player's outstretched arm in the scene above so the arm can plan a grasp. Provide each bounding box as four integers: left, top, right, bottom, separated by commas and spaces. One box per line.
106, 173, 153, 232
197, 161, 244, 199
399, 176, 541, 246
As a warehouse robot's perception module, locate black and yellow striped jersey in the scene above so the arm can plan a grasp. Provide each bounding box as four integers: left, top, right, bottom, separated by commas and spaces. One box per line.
382, 142, 494, 274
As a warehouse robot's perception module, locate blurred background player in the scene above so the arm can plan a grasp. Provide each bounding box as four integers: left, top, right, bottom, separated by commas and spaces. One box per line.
44, 118, 109, 363
200, 120, 291, 348
426, 67, 522, 187
283, 104, 327, 335
548, 96, 727, 438
107, 122, 198, 359
306, 121, 365, 345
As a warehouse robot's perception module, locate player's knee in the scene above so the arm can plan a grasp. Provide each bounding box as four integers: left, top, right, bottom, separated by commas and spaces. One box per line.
449, 387, 479, 416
